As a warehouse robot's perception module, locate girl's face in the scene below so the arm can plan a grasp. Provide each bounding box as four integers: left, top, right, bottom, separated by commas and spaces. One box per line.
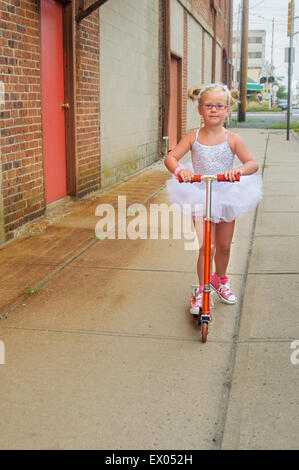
198, 91, 230, 127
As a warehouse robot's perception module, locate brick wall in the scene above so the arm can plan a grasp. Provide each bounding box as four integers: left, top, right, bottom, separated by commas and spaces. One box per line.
0, 0, 44, 241
75, 6, 101, 198
0, 0, 102, 242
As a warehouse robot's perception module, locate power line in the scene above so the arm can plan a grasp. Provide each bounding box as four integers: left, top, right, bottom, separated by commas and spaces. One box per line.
250, 0, 265, 9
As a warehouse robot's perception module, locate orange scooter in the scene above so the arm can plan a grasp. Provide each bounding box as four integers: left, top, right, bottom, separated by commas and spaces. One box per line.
178, 173, 240, 343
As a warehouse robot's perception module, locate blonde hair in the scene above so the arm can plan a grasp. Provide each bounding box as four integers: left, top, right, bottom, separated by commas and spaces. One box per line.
188, 83, 239, 106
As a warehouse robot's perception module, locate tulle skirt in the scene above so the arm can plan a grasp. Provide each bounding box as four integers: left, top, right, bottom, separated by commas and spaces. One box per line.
166, 164, 263, 223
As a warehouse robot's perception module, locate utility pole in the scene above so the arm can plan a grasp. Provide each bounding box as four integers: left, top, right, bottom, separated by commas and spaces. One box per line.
234, 2, 241, 88
271, 17, 274, 68
287, 0, 295, 140
238, 0, 248, 122
269, 17, 274, 110
227, 0, 232, 86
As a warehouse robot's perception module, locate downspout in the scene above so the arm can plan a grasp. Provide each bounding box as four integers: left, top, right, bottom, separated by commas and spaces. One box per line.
211, 2, 217, 82
163, 0, 171, 156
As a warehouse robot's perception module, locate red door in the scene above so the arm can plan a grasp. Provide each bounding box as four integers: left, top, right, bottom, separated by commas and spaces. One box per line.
168, 55, 181, 151
41, 0, 67, 204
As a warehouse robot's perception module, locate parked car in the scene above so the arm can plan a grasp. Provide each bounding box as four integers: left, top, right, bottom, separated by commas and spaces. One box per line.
277, 99, 288, 110
292, 103, 299, 110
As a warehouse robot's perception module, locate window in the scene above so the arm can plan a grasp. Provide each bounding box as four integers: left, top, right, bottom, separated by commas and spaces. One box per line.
248, 52, 262, 58
248, 37, 263, 44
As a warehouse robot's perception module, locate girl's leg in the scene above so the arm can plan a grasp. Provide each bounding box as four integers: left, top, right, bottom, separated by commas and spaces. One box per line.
211, 221, 237, 304
193, 216, 216, 285
214, 220, 235, 277
190, 217, 216, 314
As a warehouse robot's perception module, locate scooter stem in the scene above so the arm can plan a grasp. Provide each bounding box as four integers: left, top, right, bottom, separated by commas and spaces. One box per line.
202, 178, 214, 316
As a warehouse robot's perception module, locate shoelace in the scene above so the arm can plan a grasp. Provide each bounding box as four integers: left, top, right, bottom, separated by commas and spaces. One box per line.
219, 283, 233, 296
194, 293, 202, 304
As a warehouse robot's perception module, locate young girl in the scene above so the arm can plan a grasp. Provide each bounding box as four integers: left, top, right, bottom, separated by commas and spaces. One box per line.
164, 83, 262, 314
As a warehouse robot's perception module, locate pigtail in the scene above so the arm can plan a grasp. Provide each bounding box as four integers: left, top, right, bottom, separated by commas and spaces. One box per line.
229, 88, 239, 106
187, 86, 202, 102
188, 83, 239, 106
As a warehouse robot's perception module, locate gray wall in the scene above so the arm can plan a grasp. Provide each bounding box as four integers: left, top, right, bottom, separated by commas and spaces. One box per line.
100, 0, 159, 188
187, 15, 203, 131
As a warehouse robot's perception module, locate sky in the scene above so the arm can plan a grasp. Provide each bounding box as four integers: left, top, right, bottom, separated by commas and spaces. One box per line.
233, 0, 299, 90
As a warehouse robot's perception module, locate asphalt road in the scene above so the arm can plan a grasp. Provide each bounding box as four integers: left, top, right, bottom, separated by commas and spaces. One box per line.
231, 111, 299, 128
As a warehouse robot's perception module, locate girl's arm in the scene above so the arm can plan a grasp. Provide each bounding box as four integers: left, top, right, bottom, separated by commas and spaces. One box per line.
164, 132, 195, 182
225, 133, 259, 182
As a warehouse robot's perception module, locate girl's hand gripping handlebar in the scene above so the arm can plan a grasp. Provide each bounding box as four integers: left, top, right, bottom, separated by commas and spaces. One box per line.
217, 174, 240, 182
177, 174, 240, 183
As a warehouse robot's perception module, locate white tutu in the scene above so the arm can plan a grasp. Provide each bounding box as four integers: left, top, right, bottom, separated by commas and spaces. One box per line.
166, 163, 263, 223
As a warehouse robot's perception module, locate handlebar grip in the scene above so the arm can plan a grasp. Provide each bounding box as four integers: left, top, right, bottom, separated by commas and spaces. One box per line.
178, 174, 201, 183
217, 173, 240, 182
192, 175, 202, 183
178, 174, 240, 183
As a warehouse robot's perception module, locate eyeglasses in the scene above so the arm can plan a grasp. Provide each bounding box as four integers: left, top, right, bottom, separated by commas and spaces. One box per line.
200, 104, 228, 110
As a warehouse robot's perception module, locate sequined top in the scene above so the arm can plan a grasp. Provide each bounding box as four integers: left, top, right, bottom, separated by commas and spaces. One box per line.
191, 128, 235, 175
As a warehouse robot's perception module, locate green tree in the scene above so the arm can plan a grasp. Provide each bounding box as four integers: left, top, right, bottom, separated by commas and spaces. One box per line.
276, 84, 287, 99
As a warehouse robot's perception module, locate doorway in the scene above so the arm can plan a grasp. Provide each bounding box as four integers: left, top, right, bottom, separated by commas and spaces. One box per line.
41, 0, 68, 204
168, 54, 182, 151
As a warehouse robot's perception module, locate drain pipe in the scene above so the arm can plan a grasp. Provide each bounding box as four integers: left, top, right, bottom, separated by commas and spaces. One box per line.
163, 0, 171, 143
162, 136, 169, 159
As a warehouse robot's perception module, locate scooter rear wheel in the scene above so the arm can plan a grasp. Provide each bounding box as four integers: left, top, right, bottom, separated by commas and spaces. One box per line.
201, 321, 208, 343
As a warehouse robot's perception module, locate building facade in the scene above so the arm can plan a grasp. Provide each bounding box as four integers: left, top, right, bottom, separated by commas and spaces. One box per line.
247, 29, 266, 83
0, 0, 232, 244
233, 29, 266, 85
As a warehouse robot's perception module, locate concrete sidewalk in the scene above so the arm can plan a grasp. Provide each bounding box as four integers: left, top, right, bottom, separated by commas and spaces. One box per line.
0, 129, 298, 450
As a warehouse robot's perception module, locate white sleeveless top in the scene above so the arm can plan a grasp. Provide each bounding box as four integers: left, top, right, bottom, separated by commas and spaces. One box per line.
191, 129, 235, 175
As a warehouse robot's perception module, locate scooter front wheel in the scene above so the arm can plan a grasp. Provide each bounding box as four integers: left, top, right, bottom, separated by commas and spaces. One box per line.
201, 321, 208, 343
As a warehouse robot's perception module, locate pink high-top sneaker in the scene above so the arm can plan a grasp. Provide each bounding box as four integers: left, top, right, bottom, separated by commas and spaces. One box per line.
190, 285, 203, 315
210, 273, 237, 304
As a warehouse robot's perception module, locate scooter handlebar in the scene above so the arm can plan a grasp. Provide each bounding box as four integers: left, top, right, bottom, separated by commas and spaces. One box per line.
217, 173, 240, 182
177, 173, 240, 183
177, 175, 201, 183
